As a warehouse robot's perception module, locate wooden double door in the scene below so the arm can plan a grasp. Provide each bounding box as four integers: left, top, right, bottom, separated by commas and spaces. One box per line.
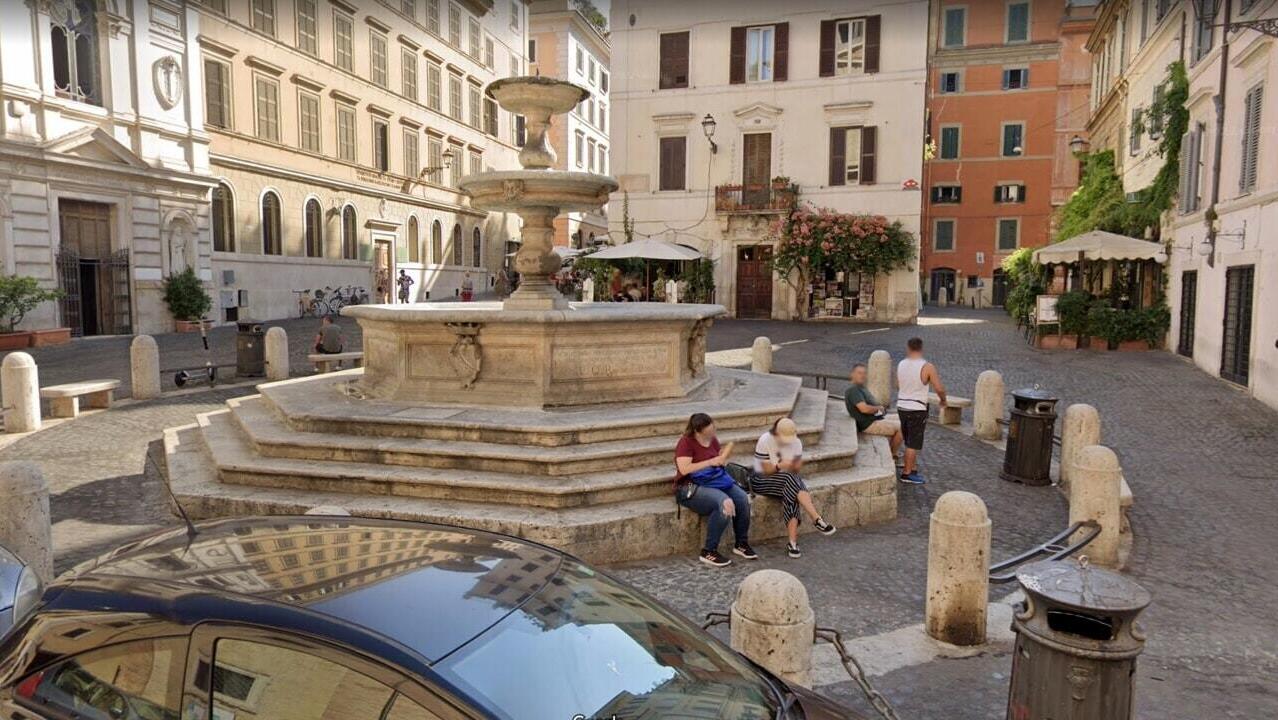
57, 200, 131, 336
735, 245, 773, 319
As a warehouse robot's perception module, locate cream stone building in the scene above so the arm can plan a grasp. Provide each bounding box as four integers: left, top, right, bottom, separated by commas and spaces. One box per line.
0, 0, 215, 336
607, 0, 926, 322
1087, 1, 1277, 411
195, 0, 528, 321
529, 0, 610, 248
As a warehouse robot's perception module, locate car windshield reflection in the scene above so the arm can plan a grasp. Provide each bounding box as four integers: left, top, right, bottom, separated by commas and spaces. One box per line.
435, 561, 777, 719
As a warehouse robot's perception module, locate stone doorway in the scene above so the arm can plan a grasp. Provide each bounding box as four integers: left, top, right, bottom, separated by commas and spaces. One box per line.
57, 200, 130, 336
735, 245, 773, 319
373, 238, 393, 304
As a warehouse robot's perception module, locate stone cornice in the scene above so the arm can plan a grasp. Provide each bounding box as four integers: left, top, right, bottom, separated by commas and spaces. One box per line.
245, 55, 286, 76
291, 73, 325, 92
196, 35, 238, 59
932, 41, 1059, 68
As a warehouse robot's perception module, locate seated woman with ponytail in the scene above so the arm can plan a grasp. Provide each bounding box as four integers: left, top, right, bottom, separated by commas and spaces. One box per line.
673, 413, 758, 567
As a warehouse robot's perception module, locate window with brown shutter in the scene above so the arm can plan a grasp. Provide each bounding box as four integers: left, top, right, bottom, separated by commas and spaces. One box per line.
730, 26, 746, 84
659, 136, 687, 191
774, 23, 789, 81
820, 16, 880, 77
659, 32, 690, 89
829, 127, 846, 185
860, 126, 877, 184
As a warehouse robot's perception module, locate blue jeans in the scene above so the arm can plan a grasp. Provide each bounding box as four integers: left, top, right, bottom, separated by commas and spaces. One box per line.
676, 482, 751, 553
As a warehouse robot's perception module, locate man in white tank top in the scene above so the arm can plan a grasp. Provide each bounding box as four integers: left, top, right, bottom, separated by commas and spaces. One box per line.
895, 337, 947, 484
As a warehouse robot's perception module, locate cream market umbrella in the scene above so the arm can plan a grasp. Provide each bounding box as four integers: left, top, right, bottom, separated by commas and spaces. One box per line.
588, 238, 703, 261
1032, 230, 1167, 265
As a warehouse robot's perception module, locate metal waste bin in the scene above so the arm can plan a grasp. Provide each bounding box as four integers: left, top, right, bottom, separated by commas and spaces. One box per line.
1007, 558, 1150, 720
236, 319, 265, 377
1001, 387, 1059, 485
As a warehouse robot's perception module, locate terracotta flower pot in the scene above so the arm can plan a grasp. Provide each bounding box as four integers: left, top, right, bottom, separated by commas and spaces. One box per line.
175, 319, 213, 333
0, 332, 33, 350
1059, 334, 1079, 350
30, 328, 71, 347
1087, 336, 1111, 351
1117, 339, 1151, 352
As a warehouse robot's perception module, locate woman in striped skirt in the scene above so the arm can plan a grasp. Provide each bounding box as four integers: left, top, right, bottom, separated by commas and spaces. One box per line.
752, 417, 836, 558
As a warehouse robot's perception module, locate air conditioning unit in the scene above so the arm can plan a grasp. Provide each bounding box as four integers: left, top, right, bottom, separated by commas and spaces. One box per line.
222, 270, 236, 285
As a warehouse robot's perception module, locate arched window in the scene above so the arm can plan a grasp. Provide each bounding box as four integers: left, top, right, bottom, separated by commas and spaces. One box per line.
451, 224, 463, 265
472, 228, 482, 268
407, 217, 420, 263
211, 182, 235, 253
50, 0, 101, 106
431, 220, 443, 264
342, 206, 358, 259
261, 191, 282, 255
304, 198, 323, 258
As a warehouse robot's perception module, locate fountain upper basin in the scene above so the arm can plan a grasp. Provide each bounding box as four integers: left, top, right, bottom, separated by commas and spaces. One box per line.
487, 77, 588, 117
459, 170, 619, 214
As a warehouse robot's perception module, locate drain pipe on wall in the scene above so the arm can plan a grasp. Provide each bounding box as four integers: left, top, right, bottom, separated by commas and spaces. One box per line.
1204, 0, 1232, 269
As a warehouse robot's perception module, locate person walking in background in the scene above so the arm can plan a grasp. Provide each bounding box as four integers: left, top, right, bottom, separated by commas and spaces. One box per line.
896, 337, 946, 485
396, 269, 414, 304
845, 363, 904, 464
752, 417, 836, 558
674, 413, 756, 567
461, 272, 474, 302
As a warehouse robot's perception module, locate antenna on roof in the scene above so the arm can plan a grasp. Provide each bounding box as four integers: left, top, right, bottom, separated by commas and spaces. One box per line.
146, 447, 199, 543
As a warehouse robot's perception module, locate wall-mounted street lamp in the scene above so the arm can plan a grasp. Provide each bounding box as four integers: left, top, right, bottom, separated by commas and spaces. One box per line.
1069, 134, 1090, 155
402, 147, 455, 193
701, 113, 718, 155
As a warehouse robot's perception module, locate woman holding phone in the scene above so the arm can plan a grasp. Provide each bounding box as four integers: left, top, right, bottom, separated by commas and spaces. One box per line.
674, 413, 758, 567
752, 417, 836, 558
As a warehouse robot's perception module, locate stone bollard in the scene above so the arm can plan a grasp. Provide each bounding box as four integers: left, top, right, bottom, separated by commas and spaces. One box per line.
130, 335, 162, 400
972, 370, 1005, 441
730, 569, 815, 687
1069, 445, 1122, 568
265, 327, 290, 381
1059, 403, 1101, 489
0, 462, 53, 584
1, 352, 41, 434
937, 286, 949, 308
751, 337, 772, 374
925, 491, 992, 646
867, 350, 891, 408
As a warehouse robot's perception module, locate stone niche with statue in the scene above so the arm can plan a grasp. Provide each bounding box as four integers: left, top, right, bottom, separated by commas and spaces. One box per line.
161, 76, 898, 562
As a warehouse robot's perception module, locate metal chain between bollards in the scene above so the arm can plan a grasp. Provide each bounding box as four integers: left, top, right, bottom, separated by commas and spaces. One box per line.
702, 613, 902, 720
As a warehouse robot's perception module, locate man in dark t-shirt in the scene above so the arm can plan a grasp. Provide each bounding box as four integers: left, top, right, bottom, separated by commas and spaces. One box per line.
844, 363, 903, 460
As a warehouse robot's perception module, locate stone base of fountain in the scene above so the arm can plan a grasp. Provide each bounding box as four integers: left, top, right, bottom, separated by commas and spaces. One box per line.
161, 323, 898, 562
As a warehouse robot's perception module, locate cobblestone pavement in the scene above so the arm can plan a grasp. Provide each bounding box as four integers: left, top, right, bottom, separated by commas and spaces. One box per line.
2, 306, 1275, 717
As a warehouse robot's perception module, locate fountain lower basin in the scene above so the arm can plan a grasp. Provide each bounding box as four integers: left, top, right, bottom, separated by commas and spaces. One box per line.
344, 302, 724, 408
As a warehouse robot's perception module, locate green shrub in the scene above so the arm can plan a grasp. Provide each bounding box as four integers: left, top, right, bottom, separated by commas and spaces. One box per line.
1001, 247, 1045, 325
679, 259, 716, 303
0, 275, 62, 333
1054, 290, 1093, 336
162, 267, 212, 321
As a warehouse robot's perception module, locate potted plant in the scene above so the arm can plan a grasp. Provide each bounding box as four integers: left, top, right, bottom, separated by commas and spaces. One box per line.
163, 267, 213, 332
1052, 290, 1091, 350
0, 275, 63, 350
1085, 303, 1113, 350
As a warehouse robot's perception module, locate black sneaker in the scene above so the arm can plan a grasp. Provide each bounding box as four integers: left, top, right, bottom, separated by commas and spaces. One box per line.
814, 519, 837, 536
787, 543, 801, 558
699, 550, 732, 567
733, 543, 759, 560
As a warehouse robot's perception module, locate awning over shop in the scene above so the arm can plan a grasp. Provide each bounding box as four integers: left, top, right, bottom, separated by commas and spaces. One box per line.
588, 239, 703, 261
1032, 231, 1167, 265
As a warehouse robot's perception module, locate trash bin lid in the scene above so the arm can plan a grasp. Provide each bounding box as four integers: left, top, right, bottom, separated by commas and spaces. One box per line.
1016, 559, 1151, 614
1012, 387, 1058, 403
236, 319, 261, 330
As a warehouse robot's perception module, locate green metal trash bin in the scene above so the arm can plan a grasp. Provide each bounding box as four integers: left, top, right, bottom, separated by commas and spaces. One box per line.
1007, 558, 1150, 720
236, 319, 265, 377
1001, 387, 1058, 486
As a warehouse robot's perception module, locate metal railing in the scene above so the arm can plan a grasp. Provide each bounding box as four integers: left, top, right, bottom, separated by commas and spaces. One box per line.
714, 183, 799, 214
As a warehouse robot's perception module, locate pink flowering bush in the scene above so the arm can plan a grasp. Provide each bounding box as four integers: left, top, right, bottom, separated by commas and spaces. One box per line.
768, 204, 915, 287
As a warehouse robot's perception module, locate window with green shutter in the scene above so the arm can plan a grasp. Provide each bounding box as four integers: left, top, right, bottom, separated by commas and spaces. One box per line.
997, 219, 1019, 252
1239, 84, 1263, 194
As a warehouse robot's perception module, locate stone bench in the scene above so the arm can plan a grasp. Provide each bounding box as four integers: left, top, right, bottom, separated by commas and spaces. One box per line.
929, 393, 972, 426
308, 351, 364, 373
40, 379, 120, 418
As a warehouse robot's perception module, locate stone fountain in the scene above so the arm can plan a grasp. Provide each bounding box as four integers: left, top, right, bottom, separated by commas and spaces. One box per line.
161, 78, 897, 562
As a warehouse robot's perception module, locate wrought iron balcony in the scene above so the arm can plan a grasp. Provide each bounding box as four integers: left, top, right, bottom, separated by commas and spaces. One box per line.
714, 183, 798, 214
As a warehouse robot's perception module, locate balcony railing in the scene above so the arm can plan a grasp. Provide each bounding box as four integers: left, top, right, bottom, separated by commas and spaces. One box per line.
714, 183, 798, 214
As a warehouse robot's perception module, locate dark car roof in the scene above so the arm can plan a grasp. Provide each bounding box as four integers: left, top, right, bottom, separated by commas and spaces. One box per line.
61, 516, 565, 663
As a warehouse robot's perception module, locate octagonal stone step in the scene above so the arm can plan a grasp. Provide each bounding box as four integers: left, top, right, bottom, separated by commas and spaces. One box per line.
258, 368, 804, 447
230, 387, 831, 476
196, 399, 858, 510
